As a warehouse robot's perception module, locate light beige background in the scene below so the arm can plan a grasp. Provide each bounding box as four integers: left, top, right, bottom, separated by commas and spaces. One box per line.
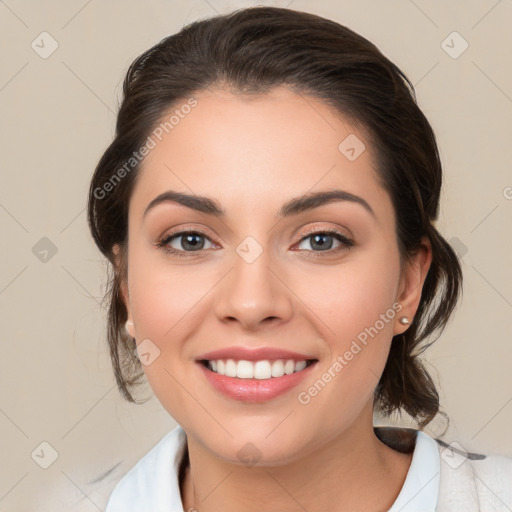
1, 0, 511, 510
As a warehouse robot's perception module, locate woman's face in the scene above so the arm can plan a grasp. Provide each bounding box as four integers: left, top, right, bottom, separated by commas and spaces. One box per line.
119, 86, 429, 464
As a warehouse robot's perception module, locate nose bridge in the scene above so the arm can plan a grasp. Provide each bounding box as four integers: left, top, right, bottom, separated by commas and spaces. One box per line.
213, 235, 293, 329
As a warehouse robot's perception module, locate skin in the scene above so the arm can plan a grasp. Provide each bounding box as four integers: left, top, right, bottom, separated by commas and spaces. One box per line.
115, 86, 432, 512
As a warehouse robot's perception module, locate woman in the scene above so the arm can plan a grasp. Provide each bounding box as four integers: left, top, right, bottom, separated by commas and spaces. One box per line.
88, 6, 512, 511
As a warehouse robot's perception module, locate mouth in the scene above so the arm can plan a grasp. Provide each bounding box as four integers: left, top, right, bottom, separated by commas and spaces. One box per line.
195, 357, 319, 402
198, 358, 318, 379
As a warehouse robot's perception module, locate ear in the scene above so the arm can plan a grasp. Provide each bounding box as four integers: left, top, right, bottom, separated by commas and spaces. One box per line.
394, 236, 432, 335
113, 243, 135, 338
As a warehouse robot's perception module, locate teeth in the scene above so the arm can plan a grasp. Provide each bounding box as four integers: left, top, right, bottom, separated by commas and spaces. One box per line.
225, 359, 237, 377
206, 359, 310, 379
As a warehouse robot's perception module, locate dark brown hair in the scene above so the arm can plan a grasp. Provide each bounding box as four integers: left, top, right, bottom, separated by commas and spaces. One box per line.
88, 6, 462, 431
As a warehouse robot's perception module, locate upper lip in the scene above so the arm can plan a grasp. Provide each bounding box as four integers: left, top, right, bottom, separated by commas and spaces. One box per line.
196, 346, 318, 362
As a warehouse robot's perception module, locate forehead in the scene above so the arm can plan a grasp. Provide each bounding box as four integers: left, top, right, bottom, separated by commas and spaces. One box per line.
129, 86, 392, 222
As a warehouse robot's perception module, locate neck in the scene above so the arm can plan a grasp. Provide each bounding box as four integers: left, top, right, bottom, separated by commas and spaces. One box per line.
179, 407, 414, 512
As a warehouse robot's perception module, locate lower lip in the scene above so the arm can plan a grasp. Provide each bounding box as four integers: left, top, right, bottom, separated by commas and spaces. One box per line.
196, 361, 318, 402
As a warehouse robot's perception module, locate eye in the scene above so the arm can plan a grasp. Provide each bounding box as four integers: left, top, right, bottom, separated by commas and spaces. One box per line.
295, 227, 354, 256
156, 230, 216, 257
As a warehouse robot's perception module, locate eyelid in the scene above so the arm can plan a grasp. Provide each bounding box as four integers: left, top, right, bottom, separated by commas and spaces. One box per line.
295, 224, 353, 242
157, 224, 351, 244
158, 224, 219, 243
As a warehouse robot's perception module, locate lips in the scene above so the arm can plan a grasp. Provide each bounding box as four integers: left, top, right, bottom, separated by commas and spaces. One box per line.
194, 345, 319, 402
196, 358, 319, 402
195, 346, 317, 363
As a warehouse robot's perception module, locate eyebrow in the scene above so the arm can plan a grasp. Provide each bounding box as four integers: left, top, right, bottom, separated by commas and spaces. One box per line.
143, 189, 376, 220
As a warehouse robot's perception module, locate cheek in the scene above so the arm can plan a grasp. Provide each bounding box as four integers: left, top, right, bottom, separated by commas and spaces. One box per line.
292, 249, 402, 423
300, 245, 402, 414
125, 249, 202, 412
127, 247, 207, 340
125, 246, 221, 402
299, 246, 401, 344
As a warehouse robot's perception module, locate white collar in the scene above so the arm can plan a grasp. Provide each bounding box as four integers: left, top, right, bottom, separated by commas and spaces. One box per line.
106, 425, 441, 511
387, 429, 440, 511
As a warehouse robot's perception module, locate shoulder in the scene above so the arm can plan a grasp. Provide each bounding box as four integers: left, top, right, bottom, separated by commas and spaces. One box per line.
105, 424, 187, 512
434, 437, 512, 511
375, 425, 512, 510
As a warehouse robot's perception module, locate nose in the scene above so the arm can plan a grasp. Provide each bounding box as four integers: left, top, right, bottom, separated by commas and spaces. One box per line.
213, 246, 294, 332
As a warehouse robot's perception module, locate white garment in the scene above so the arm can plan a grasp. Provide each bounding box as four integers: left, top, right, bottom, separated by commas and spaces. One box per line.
105, 425, 512, 511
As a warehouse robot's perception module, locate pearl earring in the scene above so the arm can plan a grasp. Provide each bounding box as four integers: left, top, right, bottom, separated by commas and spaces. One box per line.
399, 316, 411, 325
125, 320, 134, 336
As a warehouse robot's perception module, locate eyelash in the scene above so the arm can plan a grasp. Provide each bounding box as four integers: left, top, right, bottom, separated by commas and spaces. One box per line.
155, 227, 355, 259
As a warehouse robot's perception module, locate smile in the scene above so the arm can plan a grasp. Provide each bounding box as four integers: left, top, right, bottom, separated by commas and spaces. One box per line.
197, 358, 319, 402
